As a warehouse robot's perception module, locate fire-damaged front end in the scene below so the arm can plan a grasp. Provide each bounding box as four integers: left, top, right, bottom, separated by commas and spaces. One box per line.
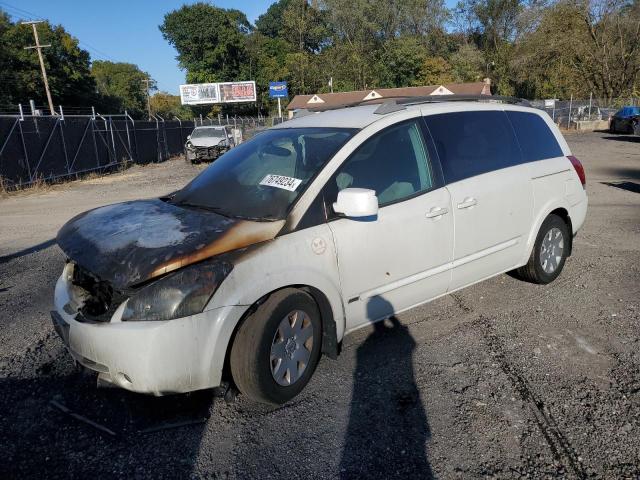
52, 199, 283, 395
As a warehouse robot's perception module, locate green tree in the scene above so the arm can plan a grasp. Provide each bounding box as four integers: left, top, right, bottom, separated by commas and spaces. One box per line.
159, 3, 251, 83
450, 43, 484, 82
149, 91, 192, 119
378, 36, 429, 87
282, 0, 329, 52
513, 0, 640, 99
91, 61, 154, 117
418, 56, 455, 85
0, 13, 96, 108
255, 0, 294, 38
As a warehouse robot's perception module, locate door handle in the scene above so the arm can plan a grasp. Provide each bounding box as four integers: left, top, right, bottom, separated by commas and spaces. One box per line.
426, 206, 449, 218
457, 197, 477, 209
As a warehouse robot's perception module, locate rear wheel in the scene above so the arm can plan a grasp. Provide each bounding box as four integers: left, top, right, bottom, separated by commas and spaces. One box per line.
230, 288, 322, 405
515, 214, 570, 284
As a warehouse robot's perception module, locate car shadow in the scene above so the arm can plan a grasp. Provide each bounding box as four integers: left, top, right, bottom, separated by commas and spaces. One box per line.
601, 181, 640, 194
340, 296, 433, 479
0, 238, 57, 264
596, 166, 640, 182
0, 363, 214, 478
600, 135, 639, 143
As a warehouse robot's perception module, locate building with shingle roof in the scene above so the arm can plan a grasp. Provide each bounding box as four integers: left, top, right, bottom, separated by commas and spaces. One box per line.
286, 81, 491, 117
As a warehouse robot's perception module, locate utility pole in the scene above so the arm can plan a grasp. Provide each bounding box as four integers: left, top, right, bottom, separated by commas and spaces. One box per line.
141, 78, 152, 120
22, 20, 55, 116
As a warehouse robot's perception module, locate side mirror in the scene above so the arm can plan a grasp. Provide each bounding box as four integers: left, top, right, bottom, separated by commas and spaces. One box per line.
187, 135, 191, 140
333, 188, 378, 218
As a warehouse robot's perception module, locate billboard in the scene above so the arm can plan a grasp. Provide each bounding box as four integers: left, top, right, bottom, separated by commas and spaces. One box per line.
269, 81, 288, 98
179, 83, 219, 105
219, 81, 257, 103
179, 81, 256, 105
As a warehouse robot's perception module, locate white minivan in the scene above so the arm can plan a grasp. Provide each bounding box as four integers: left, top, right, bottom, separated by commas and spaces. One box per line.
52, 99, 588, 404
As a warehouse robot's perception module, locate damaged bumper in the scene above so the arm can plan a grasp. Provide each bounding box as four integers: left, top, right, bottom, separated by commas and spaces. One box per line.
52, 272, 246, 395
185, 145, 229, 162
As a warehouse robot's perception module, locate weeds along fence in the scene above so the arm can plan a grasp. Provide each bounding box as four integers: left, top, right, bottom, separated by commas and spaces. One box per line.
0, 112, 195, 189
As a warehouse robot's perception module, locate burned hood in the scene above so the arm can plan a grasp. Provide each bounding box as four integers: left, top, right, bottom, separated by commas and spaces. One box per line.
56, 199, 284, 290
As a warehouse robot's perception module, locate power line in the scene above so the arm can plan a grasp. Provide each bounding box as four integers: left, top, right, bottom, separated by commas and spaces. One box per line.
0, 1, 117, 63
0, 1, 43, 20
79, 41, 117, 62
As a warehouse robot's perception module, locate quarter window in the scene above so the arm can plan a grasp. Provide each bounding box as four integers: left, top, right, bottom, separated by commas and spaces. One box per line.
330, 120, 434, 206
506, 111, 563, 161
424, 111, 521, 184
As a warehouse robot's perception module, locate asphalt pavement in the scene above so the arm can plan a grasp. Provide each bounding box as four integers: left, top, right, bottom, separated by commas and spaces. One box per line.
0, 131, 638, 479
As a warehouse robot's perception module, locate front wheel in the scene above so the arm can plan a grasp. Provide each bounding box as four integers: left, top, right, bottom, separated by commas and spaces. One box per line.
515, 214, 570, 284
230, 288, 322, 404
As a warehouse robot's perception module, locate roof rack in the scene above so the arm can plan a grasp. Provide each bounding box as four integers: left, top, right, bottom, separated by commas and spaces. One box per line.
311, 94, 531, 114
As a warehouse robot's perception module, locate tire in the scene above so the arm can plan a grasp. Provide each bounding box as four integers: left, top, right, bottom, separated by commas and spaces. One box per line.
515, 214, 570, 284
230, 288, 322, 405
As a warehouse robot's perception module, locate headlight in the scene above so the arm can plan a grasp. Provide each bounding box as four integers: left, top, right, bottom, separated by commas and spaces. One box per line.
218, 138, 228, 147
186, 140, 193, 149
121, 261, 232, 322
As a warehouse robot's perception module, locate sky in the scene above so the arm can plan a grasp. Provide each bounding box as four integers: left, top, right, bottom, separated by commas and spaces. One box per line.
5, 1, 456, 95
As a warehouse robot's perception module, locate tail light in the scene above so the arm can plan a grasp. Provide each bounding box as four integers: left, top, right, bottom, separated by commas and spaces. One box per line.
567, 155, 586, 189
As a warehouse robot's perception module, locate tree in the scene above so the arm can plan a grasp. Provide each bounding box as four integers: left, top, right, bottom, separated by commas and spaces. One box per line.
378, 36, 429, 87
282, 0, 329, 52
449, 43, 484, 82
255, 0, 294, 38
149, 92, 192, 119
513, 0, 640, 99
92, 61, 154, 117
417, 56, 455, 85
159, 3, 251, 83
572, 0, 640, 99
0, 13, 96, 108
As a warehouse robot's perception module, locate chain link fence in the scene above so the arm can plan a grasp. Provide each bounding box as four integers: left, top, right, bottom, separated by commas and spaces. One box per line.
0, 110, 284, 189
191, 114, 272, 141
0, 112, 196, 189
529, 96, 639, 129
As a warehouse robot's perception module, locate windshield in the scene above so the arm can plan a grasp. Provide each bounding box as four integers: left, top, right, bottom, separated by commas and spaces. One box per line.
172, 127, 356, 220
191, 127, 226, 138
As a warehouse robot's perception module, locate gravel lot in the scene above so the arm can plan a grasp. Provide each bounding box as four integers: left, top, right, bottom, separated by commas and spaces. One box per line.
0, 131, 638, 479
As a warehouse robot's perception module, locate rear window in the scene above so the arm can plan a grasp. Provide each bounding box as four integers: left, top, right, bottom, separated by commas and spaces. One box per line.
506, 111, 563, 162
423, 111, 521, 184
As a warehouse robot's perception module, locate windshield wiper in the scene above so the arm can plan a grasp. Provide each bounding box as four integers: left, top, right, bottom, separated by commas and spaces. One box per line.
175, 202, 280, 222
175, 202, 230, 216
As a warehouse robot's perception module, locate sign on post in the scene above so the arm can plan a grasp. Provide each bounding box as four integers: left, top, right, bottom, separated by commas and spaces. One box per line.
179, 81, 256, 105
269, 81, 288, 119
269, 82, 288, 98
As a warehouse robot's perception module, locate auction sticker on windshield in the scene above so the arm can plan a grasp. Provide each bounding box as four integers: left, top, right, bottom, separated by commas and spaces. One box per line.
259, 174, 302, 191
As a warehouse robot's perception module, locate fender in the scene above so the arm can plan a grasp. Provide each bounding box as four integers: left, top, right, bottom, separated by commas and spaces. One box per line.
521, 198, 573, 266
206, 223, 346, 364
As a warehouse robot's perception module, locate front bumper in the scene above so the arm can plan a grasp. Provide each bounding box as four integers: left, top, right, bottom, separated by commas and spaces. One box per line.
186, 145, 229, 162
52, 273, 247, 395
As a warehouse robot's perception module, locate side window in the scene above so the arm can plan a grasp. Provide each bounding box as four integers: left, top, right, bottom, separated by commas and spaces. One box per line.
424, 111, 521, 184
329, 120, 434, 207
506, 111, 564, 162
